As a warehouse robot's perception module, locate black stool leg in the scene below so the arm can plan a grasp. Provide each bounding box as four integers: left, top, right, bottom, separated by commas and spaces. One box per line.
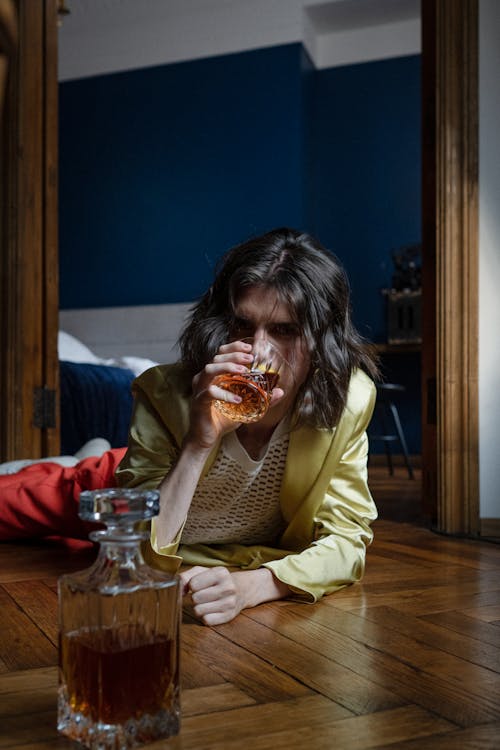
383, 439, 394, 476
388, 402, 414, 479
379, 408, 394, 476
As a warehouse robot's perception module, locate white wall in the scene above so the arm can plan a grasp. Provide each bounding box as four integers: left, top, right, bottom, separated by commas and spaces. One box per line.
58, 0, 420, 81
479, 0, 500, 519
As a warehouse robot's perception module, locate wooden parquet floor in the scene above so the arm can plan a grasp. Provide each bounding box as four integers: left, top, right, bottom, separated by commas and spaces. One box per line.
1, 465, 499, 748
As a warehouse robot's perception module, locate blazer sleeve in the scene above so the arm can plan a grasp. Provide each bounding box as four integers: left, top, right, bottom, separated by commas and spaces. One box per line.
263, 379, 378, 602
115, 364, 215, 568
115, 364, 191, 491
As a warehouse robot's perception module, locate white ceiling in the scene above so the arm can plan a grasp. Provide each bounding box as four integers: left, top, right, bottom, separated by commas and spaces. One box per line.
58, 0, 421, 81
306, 0, 419, 31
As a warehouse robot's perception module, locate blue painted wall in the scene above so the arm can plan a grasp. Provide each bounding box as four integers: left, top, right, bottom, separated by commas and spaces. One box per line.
59, 44, 305, 307
306, 55, 422, 454
59, 46, 421, 452
307, 55, 422, 342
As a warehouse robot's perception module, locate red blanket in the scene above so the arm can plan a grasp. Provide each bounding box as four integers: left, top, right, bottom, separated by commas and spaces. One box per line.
0, 448, 126, 541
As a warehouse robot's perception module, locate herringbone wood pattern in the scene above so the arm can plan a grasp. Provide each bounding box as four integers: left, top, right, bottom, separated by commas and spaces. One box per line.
1, 465, 499, 748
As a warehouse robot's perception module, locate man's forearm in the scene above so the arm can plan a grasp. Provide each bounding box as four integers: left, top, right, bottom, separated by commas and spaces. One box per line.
156, 441, 211, 547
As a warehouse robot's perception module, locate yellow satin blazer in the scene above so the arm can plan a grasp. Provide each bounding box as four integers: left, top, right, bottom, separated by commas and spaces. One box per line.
115, 363, 378, 602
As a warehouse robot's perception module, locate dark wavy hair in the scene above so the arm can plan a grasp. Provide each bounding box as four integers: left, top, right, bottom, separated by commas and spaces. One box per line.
179, 227, 378, 429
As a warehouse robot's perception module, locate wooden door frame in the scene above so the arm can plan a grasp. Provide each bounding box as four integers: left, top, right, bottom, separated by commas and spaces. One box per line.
0, 0, 59, 461
421, 0, 479, 536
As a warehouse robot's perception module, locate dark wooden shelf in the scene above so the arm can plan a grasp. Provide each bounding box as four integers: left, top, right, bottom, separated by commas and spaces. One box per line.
371, 342, 421, 354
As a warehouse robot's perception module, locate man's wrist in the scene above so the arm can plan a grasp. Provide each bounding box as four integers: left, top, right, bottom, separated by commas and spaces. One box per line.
234, 567, 290, 609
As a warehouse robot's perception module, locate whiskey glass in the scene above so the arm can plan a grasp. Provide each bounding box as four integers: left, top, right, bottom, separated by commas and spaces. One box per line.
58, 488, 181, 749
213, 337, 290, 423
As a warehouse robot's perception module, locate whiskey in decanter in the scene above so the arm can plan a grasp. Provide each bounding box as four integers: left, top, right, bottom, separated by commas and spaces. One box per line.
57, 488, 181, 749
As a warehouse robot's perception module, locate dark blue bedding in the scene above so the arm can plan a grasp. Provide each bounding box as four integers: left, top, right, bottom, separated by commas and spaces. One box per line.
60, 361, 135, 455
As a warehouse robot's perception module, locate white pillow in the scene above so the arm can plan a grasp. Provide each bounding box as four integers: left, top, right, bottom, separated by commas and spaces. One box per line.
58, 330, 101, 364
58, 330, 159, 376
101, 355, 159, 376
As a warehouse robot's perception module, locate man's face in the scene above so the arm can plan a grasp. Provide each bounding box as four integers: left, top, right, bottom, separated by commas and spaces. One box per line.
230, 285, 311, 397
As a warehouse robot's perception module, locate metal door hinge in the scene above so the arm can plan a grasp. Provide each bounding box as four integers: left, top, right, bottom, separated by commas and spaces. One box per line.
33, 386, 56, 429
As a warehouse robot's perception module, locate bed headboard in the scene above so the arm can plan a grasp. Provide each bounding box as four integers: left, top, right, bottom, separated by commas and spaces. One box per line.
59, 302, 193, 364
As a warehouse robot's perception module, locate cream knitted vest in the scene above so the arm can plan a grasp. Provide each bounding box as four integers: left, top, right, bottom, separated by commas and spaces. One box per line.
181, 420, 289, 545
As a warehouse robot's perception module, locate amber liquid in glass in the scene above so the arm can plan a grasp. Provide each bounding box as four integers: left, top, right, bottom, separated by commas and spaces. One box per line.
213, 369, 279, 422
60, 626, 177, 727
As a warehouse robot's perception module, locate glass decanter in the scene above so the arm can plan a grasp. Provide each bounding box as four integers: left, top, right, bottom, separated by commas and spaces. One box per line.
57, 488, 181, 749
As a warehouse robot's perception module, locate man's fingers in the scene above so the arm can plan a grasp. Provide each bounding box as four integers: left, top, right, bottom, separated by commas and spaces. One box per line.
180, 568, 247, 626
187, 566, 231, 594
179, 565, 208, 594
